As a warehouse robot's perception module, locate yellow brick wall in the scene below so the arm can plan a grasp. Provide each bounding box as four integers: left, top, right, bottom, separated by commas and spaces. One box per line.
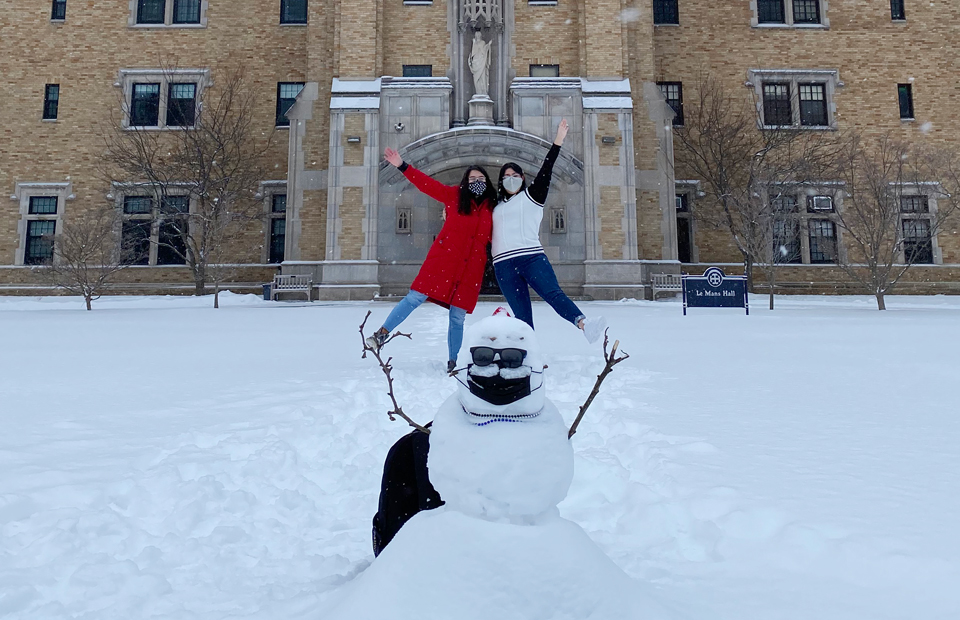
514, 2, 581, 77
382, 1, 450, 78
339, 187, 365, 261
598, 186, 624, 259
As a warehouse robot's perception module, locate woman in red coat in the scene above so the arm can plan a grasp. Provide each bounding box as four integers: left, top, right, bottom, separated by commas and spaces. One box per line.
366, 147, 497, 373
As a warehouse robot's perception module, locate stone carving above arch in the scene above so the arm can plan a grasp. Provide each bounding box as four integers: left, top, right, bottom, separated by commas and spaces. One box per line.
379, 127, 584, 188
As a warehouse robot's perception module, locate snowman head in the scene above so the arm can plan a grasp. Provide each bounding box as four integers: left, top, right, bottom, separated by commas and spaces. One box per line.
457, 314, 545, 416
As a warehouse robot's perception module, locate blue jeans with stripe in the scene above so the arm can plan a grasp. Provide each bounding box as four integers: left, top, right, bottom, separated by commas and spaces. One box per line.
381, 289, 467, 363
494, 253, 584, 329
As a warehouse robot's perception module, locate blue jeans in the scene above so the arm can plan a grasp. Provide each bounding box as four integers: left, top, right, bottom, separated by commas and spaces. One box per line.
494, 253, 584, 329
381, 289, 467, 363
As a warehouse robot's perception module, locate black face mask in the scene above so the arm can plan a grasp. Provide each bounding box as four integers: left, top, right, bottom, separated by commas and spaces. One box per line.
461, 366, 543, 406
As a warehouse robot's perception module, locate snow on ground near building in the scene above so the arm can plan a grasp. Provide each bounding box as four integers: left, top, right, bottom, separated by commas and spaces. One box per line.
1, 293, 959, 619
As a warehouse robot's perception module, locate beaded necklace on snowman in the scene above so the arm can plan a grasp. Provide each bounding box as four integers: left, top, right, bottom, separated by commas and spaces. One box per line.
460, 404, 544, 427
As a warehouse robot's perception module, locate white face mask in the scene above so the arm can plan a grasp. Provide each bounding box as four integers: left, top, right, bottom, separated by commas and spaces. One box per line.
502, 176, 523, 194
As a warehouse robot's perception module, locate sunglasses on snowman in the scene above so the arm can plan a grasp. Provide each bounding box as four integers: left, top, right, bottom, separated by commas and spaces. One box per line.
469, 346, 527, 369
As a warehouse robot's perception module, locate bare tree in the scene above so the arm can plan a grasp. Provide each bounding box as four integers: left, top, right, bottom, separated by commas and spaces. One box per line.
101, 63, 273, 304
673, 73, 839, 309
43, 206, 130, 311
825, 133, 960, 310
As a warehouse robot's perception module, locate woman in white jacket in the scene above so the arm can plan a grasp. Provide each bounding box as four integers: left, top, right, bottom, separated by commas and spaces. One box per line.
492, 119, 606, 343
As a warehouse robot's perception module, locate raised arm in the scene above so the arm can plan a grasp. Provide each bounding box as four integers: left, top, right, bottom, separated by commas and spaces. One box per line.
526, 119, 568, 206
385, 147, 458, 205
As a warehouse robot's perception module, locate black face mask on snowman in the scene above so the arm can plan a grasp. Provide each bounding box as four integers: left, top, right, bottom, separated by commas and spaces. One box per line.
456, 347, 543, 406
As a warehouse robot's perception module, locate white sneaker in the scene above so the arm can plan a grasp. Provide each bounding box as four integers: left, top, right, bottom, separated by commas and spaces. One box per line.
582, 316, 607, 344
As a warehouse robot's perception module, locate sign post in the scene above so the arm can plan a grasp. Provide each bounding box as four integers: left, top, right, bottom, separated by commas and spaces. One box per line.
681, 267, 749, 316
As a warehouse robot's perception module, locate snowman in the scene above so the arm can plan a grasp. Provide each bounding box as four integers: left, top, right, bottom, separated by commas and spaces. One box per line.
325, 314, 673, 620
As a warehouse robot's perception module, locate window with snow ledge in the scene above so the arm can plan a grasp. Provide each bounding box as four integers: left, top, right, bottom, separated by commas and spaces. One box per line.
764, 186, 844, 265
749, 69, 840, 130
117, 189, 191, 266
129, 0, 207, 28
260, 183, 288, 264
751, 0, 829, 28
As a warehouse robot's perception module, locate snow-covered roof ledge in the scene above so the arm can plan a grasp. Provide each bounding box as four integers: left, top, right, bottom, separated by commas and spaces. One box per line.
580, 78, 631, 94
330, 78, 382, 110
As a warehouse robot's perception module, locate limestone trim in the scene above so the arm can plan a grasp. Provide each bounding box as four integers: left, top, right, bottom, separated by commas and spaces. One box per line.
12, 182, 73, 266
126, 0, 209, 28
747, 68, 842, 130
749, 0, 830, 29
285, 82, 321, 262
115, 68, 211, 130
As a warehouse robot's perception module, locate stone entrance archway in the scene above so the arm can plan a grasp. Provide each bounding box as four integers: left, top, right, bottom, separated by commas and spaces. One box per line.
376, 127, 585, 297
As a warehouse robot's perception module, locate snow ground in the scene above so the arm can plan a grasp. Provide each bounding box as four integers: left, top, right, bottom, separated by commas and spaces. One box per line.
1, 292, 959, 619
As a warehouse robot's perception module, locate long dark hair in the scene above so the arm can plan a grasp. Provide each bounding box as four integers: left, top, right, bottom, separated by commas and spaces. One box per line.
497, 162, 528, 203
457, 166, 498, 215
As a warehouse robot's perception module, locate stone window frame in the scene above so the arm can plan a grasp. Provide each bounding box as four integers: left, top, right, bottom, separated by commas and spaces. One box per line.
117, 68, 209, 130
12, 182, 73, 266
750, 0, 829, 28
675, 180, 700, 264
396, 207, 413, 234
748, 69, 841, 130
765, 184, 845, 265
259, 181, 288, 263
127, 0, 208, 28
897, 185, 942, 265
114, 184, 193, 267
549, 207, 566, 234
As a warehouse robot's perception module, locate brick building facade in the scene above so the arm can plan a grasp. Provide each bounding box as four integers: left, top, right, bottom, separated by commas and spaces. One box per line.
2, 0, 958, 297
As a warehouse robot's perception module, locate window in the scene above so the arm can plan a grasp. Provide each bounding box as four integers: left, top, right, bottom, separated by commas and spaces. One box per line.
798, 83, 827, 126
763, 83, 792, 126
902, 219, 932, 264
157, 196, 188, 265
137, 0, 165, 24
529, 64, 560, 78
24, 197, 60, 265
550, 208, 566, 234
276, 82, 305, 127
758, 0, 785, 23
269, 194, 287, 262
396, 206, 412, 235
752, 70, 839, 129
166, 83, 197, 127
280, 0, 307, 24
675, 194, 693, 263
900, 195, 928, 213
773, 220, 802, 263
653, 0, 679, 25
808, 219, 836, 263
754, 0, 825, 26
402, 65, 433, 78
51, 0, 66, 20
131, 0, 204, 26
131, 83, 161, 127
119, 69, 207, 129
43, 84, 60, 120
891, 0, 905, 20
792, 0, 820, 23
121, 194, 189, 266
25, 221, 57, 265
898, 84, 914, 120
658, 82, 683, 126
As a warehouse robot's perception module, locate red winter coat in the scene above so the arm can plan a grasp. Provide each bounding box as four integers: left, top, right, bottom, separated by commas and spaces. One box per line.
401, 165, 493, 313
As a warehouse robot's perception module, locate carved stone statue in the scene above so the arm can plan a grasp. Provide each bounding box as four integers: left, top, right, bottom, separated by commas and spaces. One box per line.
468, 30, 491, 98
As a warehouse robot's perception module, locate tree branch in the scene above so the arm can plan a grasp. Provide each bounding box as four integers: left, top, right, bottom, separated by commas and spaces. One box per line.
359, 311, 430, 434
568, 329, 630, 439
